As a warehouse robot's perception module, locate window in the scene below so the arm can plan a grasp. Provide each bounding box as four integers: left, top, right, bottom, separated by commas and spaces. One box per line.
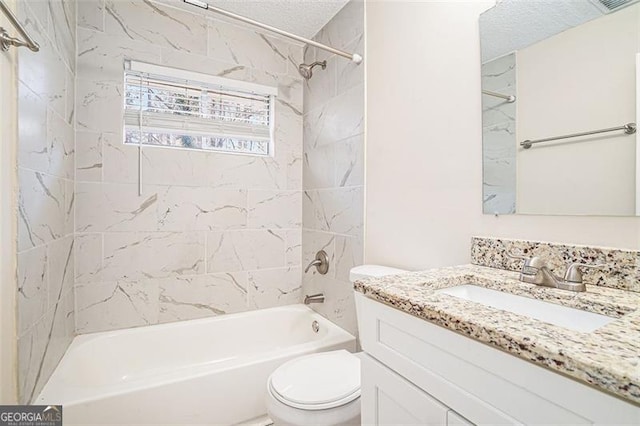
123, 61, 277, 156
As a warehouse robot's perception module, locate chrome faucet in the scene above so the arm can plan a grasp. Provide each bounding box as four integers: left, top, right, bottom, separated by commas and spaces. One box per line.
304, 293, 325, 304
507, 251, 606, 292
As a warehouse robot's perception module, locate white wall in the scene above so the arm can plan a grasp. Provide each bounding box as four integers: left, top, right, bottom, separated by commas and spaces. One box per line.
516, 5, 639, 216
364, 1, 640, 272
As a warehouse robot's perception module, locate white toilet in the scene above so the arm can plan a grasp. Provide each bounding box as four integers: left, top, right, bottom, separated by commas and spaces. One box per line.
266, 265, 407, 426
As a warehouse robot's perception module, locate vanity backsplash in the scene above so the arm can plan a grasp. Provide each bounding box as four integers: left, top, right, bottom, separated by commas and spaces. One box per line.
471, 237, 640, 293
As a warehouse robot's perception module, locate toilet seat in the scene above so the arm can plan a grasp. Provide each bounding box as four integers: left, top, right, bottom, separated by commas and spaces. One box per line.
268, 350, 361, 411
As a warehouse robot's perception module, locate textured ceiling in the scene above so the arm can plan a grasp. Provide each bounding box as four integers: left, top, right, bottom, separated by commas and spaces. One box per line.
480, 0, 608, 62
161, 0, 350, 40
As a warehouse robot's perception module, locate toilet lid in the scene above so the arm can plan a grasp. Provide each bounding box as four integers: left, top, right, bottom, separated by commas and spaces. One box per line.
268, 350, 361, 410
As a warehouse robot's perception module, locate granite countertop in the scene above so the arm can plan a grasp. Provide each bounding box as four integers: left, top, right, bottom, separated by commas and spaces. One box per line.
353, 264, 640, 405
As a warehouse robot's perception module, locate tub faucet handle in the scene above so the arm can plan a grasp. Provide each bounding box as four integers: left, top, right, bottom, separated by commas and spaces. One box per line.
304, 250, 329, 275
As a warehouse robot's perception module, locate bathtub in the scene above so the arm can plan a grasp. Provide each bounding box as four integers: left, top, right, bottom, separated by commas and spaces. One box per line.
35, 304, 356, 425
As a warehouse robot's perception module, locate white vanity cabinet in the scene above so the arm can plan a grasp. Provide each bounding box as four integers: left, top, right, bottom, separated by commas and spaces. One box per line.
361, 352, 447, 425
361, 353, 473, 426
355, 293, 640, 425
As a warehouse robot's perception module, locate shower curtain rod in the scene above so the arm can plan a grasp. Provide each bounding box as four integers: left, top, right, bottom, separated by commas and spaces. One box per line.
0, 0, 40, 52
482, 89, 515, 103
182, 0, 363, 64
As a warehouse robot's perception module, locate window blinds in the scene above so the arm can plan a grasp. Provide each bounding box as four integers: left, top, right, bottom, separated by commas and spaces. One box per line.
123, 61, 276, 156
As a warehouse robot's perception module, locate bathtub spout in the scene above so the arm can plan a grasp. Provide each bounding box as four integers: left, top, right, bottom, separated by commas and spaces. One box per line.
304, 293, 325, 304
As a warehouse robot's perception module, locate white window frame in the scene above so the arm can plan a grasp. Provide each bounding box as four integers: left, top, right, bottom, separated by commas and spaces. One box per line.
123, 60, 278, 157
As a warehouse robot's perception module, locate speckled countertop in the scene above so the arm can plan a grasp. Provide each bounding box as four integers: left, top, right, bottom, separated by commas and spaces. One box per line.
354, 264, 640, 405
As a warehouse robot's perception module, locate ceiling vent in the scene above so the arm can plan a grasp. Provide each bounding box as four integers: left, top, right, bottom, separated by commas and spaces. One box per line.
595, 0, 640, 12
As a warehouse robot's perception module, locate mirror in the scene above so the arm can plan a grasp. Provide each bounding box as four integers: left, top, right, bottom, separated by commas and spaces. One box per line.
480, 0, 640, 216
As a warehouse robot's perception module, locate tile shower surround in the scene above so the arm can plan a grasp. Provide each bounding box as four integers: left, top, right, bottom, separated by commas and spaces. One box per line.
15, 0, 364, 403
74, 0, 305, 334
301, 1, 365, 337
16, 0, 76, 404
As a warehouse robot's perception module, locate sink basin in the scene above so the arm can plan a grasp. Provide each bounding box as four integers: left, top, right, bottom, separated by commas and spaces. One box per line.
437, 285, 615, 333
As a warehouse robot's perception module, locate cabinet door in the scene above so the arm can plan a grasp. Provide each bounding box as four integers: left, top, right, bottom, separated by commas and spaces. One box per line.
361, 354, 448, 425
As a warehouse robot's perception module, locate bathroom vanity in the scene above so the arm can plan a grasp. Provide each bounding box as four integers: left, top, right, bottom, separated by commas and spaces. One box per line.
354, 238, 640, 425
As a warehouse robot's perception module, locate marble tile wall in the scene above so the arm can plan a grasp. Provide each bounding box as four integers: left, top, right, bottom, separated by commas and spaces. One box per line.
302, 1, 364, 337
75, 1, 304, 333
482, 53, 517, 215
471, 236, 640, 293
16, 0, 76, 403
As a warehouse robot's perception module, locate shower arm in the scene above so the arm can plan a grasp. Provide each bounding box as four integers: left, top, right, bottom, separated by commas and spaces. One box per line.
182, 0, 363, 65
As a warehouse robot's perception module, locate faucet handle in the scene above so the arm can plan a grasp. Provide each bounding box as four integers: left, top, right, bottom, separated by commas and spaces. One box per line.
564, 262, 607, 283
506, 249, 528, 261
521, 256, 547, 275
507, 250, 546, 275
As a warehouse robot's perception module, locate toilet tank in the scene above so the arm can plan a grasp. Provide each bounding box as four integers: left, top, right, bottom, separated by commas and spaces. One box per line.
349, 265, 408, 283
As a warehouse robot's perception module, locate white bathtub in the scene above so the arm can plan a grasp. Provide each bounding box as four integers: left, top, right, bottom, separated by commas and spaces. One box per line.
35, 305, 356, 425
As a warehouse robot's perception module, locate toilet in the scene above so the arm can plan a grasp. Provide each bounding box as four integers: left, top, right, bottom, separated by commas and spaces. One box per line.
266, 265, 408, 426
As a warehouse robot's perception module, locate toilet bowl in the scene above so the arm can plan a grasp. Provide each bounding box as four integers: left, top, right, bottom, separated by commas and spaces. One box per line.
266, 265, 407, 426
266, 350, 361, 426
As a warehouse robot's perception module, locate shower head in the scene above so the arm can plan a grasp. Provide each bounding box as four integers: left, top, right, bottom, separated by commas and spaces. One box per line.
298, 61, 327, 80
